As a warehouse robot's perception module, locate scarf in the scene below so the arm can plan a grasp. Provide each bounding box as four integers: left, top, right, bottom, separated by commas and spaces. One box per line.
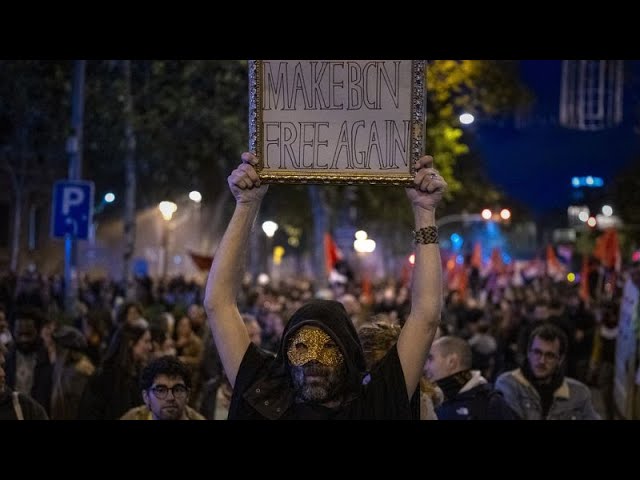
522, 361, 564, 418
435, 369, 473, 401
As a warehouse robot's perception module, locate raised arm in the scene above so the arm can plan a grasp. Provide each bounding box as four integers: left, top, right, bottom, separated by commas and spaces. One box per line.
397, 155, 446, 398
203, 153, 268, 387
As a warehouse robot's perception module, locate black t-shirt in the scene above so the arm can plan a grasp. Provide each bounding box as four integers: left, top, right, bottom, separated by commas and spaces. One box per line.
229, 343, 413, 420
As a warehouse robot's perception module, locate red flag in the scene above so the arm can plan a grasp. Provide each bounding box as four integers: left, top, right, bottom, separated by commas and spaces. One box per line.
361, 275, 372, 304
546, 245, 561, 269
593, 229, 620, 271
471, 242, 482, 269
324, 232, 342, 273
579, 257, 590, 302
188, 250, 213, 271
546, 245, 565, 278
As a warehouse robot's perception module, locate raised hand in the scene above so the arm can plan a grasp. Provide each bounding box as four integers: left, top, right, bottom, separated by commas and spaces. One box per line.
405, 155, 447, 212
228, 152, 269, 204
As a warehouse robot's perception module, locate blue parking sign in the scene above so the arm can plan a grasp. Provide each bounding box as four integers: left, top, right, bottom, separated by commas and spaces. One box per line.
51, 180, 94, 240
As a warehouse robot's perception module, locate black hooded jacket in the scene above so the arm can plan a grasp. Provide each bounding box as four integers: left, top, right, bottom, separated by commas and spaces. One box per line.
228, 300, 413, 420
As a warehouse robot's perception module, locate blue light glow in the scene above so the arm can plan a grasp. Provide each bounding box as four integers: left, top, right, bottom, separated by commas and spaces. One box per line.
571, 176, 604, 188
450, 233, 463, 250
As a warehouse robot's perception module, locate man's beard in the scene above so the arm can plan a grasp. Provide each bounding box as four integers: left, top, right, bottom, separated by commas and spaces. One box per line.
157, 404, 182, 420
291, 362, 346, 404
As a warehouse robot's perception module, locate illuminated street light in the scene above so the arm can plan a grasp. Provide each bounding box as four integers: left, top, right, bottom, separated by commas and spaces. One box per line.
587, 216, 597, 228
189, 190, 202, 203
158, 201, 177, 221
602, 205, 613, 217
158, 201, 178, 280
355, 230, 368, 241
500, 209, 511, 221
262, 220, 278, 238
578, 211, 589, 222
261, 221, 279, 278
460, 113, 475, 125
354, 229, 376, 253
481, 209, 493, 220
104, 192, 115, 203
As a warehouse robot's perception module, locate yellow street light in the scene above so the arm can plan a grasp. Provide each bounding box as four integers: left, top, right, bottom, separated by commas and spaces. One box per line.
158, 201, 177, 221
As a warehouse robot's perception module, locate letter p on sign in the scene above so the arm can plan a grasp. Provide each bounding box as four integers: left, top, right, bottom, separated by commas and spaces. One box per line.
51, 180, 95, 240
62, 187, 85, 215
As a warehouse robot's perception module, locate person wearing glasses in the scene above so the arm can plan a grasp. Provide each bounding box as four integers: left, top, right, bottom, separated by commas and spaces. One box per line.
495, 323, 600, 420
121, 355, 205, 420
204, 152, 446, 420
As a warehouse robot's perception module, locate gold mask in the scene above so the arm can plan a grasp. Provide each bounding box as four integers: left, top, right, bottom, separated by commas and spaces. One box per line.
287, 326, 344, 367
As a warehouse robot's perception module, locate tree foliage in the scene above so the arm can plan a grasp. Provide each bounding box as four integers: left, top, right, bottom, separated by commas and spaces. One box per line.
84, 60, 248, 213
0, 60, 71, 269
0, 60, 70, 180
0, 60, 531, 275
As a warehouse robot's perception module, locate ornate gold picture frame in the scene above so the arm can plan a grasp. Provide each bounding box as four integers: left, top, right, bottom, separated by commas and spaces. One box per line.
249, 60, 426, 185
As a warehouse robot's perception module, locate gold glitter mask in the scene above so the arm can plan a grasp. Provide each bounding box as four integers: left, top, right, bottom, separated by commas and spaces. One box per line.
287, 326, 344, 367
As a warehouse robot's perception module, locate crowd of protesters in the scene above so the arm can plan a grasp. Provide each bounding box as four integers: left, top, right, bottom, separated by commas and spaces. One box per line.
0, 253, 635, 420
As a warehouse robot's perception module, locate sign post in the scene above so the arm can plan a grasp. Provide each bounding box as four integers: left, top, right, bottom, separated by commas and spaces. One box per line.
51, 179, 94, 315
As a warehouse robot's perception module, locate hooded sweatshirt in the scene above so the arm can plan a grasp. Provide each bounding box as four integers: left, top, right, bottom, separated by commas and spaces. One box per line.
228, 300, 412, 420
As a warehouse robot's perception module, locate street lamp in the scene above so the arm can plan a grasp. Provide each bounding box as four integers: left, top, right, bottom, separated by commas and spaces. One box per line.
188, 190, 203, 250
158, 201, 177, 280
90, 191, 117, 243
189, 190, 202, 203
158, 201, 177, 221
262, 220, 278, 238
261, 220, 278, 276
353, 230, 376, 254
460, 113, 475, 125
481, 209, 493, 220
353, 230, 376, 286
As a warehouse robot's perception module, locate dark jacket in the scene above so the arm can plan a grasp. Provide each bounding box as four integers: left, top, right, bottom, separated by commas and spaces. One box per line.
77, 364, 142, 420
436, 371, 516, 420
229, 300, 411, 420
4, 342, 53, 415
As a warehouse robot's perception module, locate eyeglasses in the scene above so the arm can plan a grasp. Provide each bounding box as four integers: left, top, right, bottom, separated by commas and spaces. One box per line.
149, 384, 189, 399
529, 348, 560, 362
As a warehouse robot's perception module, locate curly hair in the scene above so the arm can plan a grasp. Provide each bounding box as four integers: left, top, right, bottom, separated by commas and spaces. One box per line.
140, 355, 192, 391
358, 321, 402, 369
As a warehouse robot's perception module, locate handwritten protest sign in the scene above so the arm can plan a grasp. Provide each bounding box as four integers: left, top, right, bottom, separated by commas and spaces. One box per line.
249, 60, 426, 185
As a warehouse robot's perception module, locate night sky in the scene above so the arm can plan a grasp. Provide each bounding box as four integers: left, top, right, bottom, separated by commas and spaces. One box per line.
473, 60, 640, 216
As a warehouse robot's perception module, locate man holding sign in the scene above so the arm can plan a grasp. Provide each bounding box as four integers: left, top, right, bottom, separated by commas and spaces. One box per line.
203, 152, 446, 419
